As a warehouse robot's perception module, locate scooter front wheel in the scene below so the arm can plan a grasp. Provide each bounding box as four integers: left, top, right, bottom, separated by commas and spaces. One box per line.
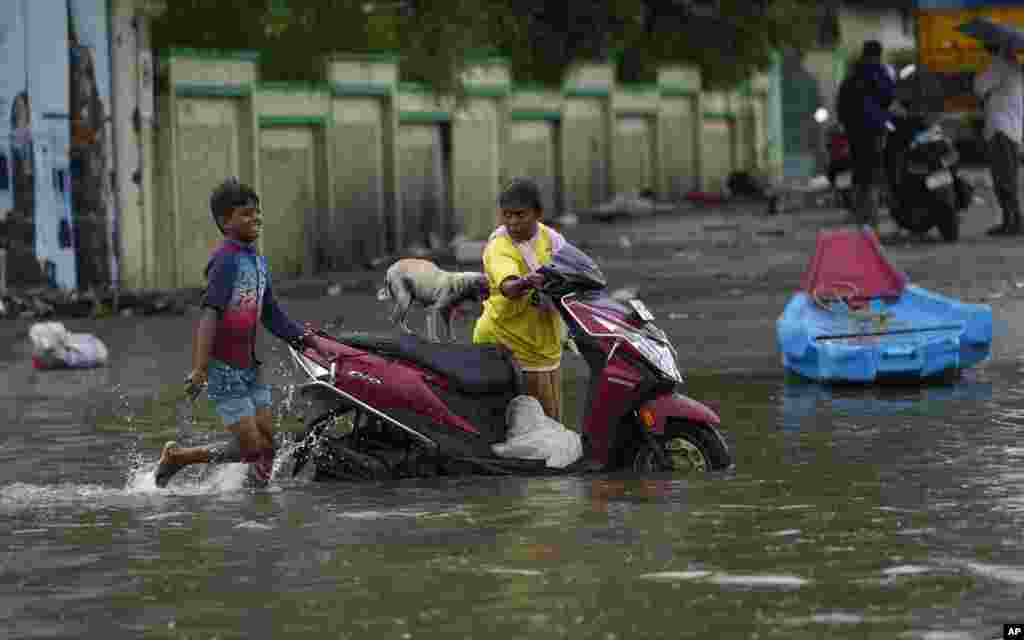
631, 422, 731, 473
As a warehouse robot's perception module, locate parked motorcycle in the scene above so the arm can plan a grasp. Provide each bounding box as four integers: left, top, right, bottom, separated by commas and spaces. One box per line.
825, 123, 855, 211
885, 113, 971, 242
286, 243, 733, 481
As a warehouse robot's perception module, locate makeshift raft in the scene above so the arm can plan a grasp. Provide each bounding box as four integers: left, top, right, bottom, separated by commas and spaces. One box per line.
777, 228, 992, 383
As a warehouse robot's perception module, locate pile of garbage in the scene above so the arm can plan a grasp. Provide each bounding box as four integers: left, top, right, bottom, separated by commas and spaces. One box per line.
589, 190, 680, 221
0, 288, 188, 320
29, 321, 109, 370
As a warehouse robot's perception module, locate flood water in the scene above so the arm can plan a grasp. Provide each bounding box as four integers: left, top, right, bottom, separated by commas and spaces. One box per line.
2, 328, 1023, 638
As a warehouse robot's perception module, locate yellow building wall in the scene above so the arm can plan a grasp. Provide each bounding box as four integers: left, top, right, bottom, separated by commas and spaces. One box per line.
152, 95, 177, 290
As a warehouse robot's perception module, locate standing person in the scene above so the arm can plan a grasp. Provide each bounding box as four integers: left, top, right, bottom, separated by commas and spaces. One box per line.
975, 42, 1023, 236
153, 177, 318, 488
837, 39, 896, 233
473, 178, 566, 422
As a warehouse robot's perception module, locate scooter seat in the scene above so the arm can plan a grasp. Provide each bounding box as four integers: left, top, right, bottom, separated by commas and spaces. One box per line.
332, 331, 522, 394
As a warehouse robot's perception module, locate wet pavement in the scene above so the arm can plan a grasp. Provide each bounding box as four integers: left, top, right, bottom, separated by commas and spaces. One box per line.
3, 202, 1024, 638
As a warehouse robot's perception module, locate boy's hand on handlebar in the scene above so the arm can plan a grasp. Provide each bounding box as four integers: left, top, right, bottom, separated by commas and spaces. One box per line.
524, 273, 546, 289
184, 369, 208, 403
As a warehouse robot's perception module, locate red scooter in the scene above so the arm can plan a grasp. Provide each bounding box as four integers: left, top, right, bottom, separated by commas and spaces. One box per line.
287, 243, 732, 481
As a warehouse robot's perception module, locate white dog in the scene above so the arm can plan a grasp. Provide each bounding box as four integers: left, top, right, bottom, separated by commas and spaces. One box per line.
377, 258, 490, 343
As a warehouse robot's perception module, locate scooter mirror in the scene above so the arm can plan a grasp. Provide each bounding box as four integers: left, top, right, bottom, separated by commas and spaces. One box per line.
814, 107, 830, 124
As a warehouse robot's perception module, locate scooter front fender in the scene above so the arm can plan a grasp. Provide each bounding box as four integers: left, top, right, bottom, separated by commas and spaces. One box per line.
640, 392, 720, 434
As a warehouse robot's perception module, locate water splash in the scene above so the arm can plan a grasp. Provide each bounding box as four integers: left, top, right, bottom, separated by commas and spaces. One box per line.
270, 435, 308, 481
1, 460, 268, 512
124, 459, 258, 495
637, 570, 711, 581
708, 574, 810, 588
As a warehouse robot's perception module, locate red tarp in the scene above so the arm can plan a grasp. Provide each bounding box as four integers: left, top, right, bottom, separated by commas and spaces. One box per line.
800, 228, 908, 302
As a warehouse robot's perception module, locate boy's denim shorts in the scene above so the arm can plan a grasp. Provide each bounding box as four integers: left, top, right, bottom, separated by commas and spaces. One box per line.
206, 359, 273, 427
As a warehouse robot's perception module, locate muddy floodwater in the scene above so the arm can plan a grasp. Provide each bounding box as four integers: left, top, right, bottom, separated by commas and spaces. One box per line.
5, 203, 1024, 639
2, 334, 1023, 639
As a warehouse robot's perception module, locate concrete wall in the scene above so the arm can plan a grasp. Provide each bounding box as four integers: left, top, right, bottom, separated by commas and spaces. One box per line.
613, 85, 659, 195
658, 67, 702, 198
157, 49, 259, 289
327, 55, 395, 264
453, 60, 507, 241
136, 50, 779, 287
505, 88, 563, 217
395, 85, 452, 251
701, 91, 736, 193
562, 63, 613, 212
256, 84, 329, 277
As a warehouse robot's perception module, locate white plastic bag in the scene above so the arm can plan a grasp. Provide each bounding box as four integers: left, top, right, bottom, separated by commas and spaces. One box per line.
29, 321, 108, 369
492, 395, 583, 469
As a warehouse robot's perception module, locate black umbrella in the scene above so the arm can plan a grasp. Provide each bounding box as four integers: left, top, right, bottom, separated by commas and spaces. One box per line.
957, 17, 1024, 53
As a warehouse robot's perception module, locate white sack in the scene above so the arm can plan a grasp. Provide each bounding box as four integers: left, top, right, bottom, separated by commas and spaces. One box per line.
492, 395, 583, 469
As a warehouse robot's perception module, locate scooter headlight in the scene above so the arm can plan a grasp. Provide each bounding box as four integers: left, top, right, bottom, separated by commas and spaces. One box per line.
592, 315, 683, 382
625, 331, 683, 383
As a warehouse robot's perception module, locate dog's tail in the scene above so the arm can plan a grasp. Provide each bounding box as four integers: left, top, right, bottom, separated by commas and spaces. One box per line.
376, 281, 392, 301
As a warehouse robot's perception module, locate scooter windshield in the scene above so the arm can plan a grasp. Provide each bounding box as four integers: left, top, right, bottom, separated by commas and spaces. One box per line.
544, 242, 608, 291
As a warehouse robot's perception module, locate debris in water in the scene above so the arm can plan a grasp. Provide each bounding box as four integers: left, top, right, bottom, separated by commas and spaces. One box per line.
610, 287, 638, 301
556, 213, 579, 227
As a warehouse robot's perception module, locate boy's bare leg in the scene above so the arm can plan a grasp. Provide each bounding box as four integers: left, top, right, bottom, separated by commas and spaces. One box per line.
156, 415, 270, 488
227, 414, 271, 455
254, 407, 275, 451
524, 368, 563, 423
229, 413, 275, 485
159, 443, 211, 466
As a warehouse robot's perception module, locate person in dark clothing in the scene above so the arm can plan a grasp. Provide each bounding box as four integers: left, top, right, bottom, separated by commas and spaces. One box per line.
974, 43, 1023, 236
837, 40, 896, 232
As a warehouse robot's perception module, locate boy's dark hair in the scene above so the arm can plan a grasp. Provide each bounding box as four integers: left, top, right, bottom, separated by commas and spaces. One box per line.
499, 177, 543, 211
862, 40, 883, 60
209, 177, 259, 233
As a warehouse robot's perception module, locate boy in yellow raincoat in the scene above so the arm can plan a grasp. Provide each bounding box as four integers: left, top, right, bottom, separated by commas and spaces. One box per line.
474, 178, 567, 421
